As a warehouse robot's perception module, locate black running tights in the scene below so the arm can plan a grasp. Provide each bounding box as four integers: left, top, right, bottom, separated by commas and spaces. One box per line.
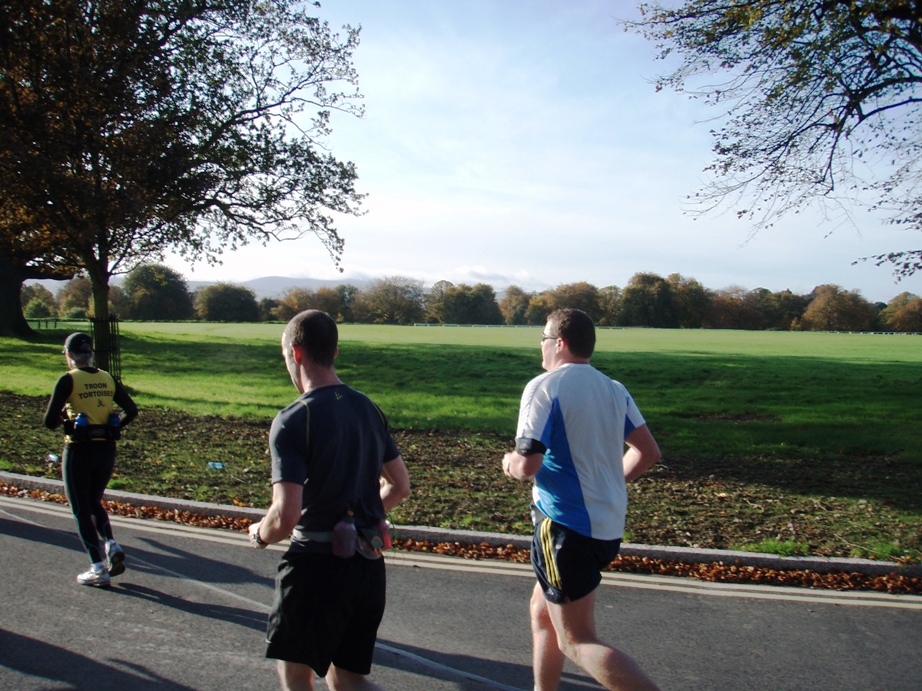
62, 442, 117, 564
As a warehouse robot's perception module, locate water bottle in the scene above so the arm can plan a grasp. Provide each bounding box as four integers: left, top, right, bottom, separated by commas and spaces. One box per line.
377, 518, 393, 550
331, 511, 357, 558
107, 412, 121, 440
73, 412, 89, 441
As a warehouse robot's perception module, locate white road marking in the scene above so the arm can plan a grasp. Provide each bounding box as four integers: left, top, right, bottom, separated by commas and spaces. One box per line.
0, 503, 46, 526
374, 641, 527, 691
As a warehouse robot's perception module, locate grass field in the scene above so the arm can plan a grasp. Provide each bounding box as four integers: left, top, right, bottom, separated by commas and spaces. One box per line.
1, 322, 920, 560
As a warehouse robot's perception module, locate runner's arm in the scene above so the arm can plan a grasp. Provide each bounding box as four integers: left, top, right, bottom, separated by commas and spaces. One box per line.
254, 481, 303, 545
43, 375, 73, 430
623, 424, 661, 482
380, 455, 410, 512
503, 450, 544, 481
113, 381, 139, 428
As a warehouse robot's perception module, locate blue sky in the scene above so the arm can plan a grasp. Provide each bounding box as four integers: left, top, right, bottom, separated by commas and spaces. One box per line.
165, 0, 920, 303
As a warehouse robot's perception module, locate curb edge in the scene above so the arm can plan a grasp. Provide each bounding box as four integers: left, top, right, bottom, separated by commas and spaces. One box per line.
3, 470, 919, 578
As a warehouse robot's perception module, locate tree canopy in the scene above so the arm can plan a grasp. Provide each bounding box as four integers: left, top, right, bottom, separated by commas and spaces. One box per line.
0, 0, 364, 345
352, 276, 425, 325
880, 291, 922, 330
629, 1, 922, 276
195, 283, 260, 322
271, 286, 344, 322
498, 285, 531, 325
427, 283, 504, 325
57, 277, 93, 319
801, 284, 879, 331
619, 272, 679, 327
122, 264, 195, 321
0, 215, 79, 335
20, 284, 57, 319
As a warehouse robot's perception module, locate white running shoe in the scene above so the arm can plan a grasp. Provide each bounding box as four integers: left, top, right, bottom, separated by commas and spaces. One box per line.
77, 564, 110, 587
105, 540, 126, 577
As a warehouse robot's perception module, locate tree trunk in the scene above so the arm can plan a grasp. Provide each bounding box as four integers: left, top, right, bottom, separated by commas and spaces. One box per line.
88, 272, 113, 371
0, 255, 35, 338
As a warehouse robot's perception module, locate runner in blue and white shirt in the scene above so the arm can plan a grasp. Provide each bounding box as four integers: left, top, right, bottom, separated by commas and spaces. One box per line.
516, 360, 646, 541
503, 308, 662, 691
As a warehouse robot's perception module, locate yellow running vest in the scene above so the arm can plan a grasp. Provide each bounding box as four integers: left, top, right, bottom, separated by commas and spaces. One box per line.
65, 369, 117, 441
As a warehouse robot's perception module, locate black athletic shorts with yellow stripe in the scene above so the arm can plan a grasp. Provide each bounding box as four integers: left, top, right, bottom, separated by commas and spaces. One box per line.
531, 505, 622, 605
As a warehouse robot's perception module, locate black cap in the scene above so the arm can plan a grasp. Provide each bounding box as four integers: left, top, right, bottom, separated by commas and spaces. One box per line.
64, 332, 93, 354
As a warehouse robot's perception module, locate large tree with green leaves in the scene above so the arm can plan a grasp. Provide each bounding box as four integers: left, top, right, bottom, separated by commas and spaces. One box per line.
596, 285, 623, 326
498, 285, 531, 325
21, 284, 58, 319
57, 277, 94, 319
548, 282, 602, 323
879, 291, 922, 331
1, 0, 363, 349
439, 283, 504, 325
352, 276, 425, 325
618, 272, 679, 327
424, 280, 454, 324
195, 283, 260, 322
121, 263, 194, 321
800, 284, 878, 331
667, 273, 713, 328
629, 1, 922, 276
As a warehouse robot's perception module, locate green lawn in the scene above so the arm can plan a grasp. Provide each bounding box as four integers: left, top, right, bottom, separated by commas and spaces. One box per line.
2, 323, 920, 560
8, 323, 919, 459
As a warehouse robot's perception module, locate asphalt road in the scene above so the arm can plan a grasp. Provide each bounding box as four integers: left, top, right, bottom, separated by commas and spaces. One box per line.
1, 493, 920, 691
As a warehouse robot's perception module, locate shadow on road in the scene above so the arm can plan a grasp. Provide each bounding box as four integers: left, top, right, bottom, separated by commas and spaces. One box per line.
0, 627, 197, 691
114, 582, 267, 632
375, 638, 597, 690
126, 535, 275, 587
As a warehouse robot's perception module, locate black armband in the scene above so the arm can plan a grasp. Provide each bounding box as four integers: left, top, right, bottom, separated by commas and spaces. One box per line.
515, 437, 547, 456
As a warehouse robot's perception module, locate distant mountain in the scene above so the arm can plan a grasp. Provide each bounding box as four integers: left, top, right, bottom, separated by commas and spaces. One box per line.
234, 275, 369, 298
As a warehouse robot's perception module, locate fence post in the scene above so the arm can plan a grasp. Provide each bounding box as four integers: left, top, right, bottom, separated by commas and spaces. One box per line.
90, 317, 121, 381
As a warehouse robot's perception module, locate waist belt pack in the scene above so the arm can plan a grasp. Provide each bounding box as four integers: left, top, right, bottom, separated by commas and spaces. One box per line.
291, 521, 392, 559
67, 422, 120, 442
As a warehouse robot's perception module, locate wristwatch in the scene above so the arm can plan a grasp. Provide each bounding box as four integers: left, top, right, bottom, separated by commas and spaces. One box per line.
250, 525, 269, 548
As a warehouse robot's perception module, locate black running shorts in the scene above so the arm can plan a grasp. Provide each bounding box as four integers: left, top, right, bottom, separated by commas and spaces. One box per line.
266, 551, 386, 676
531, 511, 621, 604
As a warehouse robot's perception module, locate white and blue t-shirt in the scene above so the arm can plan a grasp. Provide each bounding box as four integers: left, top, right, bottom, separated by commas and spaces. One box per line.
515, 363, 645, 540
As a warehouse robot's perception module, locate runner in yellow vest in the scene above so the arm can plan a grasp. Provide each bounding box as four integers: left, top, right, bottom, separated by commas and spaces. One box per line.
44, 332, 138, 587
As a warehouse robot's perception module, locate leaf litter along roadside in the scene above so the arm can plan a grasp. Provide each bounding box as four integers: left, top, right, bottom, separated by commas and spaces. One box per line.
3, 391, 920, 594
1, 484, 919, 595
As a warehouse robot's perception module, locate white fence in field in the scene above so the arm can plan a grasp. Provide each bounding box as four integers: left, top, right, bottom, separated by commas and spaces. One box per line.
412, 323, 921, 335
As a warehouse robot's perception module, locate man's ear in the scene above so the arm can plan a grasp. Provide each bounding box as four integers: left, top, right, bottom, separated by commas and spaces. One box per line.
291, 344, 305, 364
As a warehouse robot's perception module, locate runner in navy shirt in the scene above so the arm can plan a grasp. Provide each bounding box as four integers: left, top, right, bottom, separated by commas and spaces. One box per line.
248, 310, 410, 691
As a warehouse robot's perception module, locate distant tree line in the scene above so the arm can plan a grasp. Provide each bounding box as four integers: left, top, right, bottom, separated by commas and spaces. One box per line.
21, 264, 922, 333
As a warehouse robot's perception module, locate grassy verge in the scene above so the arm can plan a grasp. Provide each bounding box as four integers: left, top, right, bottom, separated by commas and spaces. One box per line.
3, 391, 919, 562
3, 325, 920, 562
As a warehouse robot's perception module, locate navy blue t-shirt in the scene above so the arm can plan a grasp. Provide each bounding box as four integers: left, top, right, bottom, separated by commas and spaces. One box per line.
269, 384, 400, 534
